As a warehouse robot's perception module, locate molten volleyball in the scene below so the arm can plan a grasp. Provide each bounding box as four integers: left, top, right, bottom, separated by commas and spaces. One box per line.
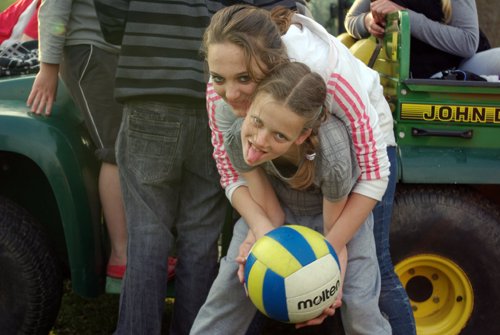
244, 225, 341, 324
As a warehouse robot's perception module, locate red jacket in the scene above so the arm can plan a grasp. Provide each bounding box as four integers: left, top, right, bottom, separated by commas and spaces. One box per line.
0, 0, 40, 45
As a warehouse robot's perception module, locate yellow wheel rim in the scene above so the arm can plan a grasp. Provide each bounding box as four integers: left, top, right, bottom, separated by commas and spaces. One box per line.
395, 254, 474, 335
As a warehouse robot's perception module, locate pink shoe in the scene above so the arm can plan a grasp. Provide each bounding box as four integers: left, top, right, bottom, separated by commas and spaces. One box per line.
168, 256, 177, 280
106, 257, 177, 280
106, 264, 126, 279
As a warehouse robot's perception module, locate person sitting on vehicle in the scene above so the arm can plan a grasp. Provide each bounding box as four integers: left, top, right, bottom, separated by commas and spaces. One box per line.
345, 0, 500, 79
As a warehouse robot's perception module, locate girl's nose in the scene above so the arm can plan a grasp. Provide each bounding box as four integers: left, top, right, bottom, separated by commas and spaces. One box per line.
253, 129, 268, 147
225, 82, 240, 102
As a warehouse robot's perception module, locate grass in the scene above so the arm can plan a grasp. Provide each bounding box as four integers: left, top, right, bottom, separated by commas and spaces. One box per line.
50, 281, 120, 335
50, 281, 173, 335
0, 0, 15, 12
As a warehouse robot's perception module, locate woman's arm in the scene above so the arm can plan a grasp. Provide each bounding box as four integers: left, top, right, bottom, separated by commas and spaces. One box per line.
406, 0, 479, 57
344, 0, 373, 39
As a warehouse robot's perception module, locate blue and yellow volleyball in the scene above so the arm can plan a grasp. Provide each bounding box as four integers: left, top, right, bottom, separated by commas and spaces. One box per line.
244, 225, 341, 324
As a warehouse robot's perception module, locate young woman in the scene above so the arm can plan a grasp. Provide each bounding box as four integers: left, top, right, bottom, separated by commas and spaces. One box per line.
345, 0, 500, 78
191, 60, 391, 334
197, 4, 413, 333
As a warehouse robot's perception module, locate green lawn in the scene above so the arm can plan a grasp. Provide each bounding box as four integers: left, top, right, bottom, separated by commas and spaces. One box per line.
50, 281, 120, 335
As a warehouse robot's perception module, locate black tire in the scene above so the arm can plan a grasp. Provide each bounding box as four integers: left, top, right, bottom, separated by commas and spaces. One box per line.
0, 196, 63, 334
391, 185, 500, 334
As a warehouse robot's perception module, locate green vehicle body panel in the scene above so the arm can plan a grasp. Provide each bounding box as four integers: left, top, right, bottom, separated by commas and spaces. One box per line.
0, 75, 104, 297
379, 11, 500, 184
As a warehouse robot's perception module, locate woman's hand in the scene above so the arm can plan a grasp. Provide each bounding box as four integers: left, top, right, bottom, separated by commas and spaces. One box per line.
370, 0, 405, 26
236, 230, 257, 285
364, 12, 386, 39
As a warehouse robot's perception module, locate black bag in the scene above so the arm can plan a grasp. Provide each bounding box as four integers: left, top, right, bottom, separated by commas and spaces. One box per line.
477, 29, 491, 53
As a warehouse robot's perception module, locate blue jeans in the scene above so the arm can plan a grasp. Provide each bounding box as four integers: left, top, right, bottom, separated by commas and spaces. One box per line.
114, 101, 226, 335
373, 146, 416, 335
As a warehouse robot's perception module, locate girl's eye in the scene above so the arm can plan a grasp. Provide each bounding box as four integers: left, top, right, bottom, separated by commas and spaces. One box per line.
211, 75, 224, 84
250, 116, 262, 127
238, 75, 251, 83
274, 133, 288, 142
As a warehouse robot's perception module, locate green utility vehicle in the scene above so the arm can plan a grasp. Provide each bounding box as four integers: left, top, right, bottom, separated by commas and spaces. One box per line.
341, 11, 500, 335
0, 75, 105, 334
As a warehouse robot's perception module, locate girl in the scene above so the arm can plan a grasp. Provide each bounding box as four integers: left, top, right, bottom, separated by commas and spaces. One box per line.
191, 61, 391, 334
199, 4, 412, 333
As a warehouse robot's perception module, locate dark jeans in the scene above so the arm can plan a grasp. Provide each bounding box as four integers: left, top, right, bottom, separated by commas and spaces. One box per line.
373, 146, 416, 335
114, 101, 226, 335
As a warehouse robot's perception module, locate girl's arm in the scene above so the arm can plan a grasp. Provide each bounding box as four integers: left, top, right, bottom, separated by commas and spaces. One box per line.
239, 169, 284, 238
323, 193, 377, 252
322, 195, 348, 238
27, 0, 71, 115
207, 85, 284, 233
235, 169, 285, 284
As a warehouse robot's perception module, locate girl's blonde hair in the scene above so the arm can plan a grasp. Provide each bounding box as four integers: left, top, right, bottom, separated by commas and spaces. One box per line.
441, 0, 452, 24
254, 62, 326, 190
202, 4, 290, 82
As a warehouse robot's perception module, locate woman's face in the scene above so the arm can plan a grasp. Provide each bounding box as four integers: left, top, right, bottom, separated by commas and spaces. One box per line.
241, 92, 312, 166
207, 42, 264, 117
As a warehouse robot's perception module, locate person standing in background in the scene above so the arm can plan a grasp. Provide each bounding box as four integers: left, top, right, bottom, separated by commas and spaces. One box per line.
93, 1, 298, 334
27, 0, 128, 281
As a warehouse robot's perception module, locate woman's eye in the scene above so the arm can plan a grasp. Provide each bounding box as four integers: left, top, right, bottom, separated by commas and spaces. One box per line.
238, 75, 251, 83
211, 75, 224, 84
251, 116, 262, 127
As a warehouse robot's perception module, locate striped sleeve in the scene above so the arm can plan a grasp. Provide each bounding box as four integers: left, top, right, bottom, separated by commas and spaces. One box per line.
94, 0, 129, 45
326, 72, 389, 200
206, 83, 243, 190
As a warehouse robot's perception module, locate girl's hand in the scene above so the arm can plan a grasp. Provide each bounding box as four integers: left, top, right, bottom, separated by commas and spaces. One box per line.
27, 63, 60, 116
295, 273, 344, 329
236, 230, 257, 285
294, 297, 342, 329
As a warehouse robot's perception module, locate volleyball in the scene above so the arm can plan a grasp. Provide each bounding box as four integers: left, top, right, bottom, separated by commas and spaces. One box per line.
244, 225, 341, 324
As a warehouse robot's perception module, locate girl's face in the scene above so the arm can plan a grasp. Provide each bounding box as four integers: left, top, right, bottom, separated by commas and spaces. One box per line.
241, 92, 312, 166
207, 42, 264, 117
